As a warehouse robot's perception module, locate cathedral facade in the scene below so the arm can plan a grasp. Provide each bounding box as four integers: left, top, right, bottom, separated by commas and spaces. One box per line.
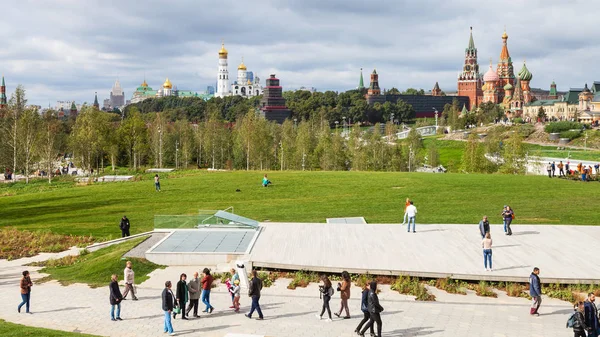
216, 43, 263, 98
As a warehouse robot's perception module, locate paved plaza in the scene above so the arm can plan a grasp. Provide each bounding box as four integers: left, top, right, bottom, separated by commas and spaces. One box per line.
251, 223, 600, 283
0, 253, 575, 337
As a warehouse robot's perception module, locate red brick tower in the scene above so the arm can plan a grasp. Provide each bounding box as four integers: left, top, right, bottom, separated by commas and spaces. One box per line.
457, 27, 483, 109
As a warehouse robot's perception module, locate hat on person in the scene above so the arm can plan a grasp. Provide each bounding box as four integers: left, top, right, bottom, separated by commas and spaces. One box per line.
503, 205, 507, 208
234, 280, 240, 285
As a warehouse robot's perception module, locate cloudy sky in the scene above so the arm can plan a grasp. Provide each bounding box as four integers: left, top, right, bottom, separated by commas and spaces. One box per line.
1, 0, 598, 106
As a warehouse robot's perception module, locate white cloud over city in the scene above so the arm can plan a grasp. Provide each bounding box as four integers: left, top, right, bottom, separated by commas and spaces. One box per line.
0, 0, 599, 105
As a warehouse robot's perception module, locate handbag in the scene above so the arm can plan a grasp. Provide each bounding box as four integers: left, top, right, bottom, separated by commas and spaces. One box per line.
174, 305, 181, 314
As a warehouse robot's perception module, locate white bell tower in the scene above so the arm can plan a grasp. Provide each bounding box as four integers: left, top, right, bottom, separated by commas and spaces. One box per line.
217, 42, 230, 98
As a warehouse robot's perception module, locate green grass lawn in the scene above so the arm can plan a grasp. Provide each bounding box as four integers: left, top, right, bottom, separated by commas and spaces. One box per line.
38, 237, 164, 287
524, 143, 600, 162
0, 320, 100, 337
1, 170, 599, 239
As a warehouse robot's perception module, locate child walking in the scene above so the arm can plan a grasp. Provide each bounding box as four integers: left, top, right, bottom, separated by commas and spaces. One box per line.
232, 279, 241, 313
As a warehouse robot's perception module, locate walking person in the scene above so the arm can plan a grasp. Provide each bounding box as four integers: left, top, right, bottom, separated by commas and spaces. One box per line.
122, 261, 137, 300
478, 216, 490, 239
316, 275, 333, 322
502, 206, 514, 236
401, 198, 411, 225
584, 293, 599, 337
161, 281, 176, 336
18, 270, 33, 314
551, 161, 556, 177
566, 161, 571, 175
119, 216, 130, 238
228, 268, 240, 308
359, 281, 384, 337
334, 271, 351, 319
354, 283, 374, 336
200, 268, 214, 313
571, 301, 588, 337
529, 267, 542, 316
232, 279, 241, 313
154, 174, 161, 192
558, 161, 565, 177
175, 273, 188, 320
404, 201, 417, 233
546, 162, 552, 178
245, 270, 264, 320
482, 232, 493, 271
109, 274, 123, 321
186, 272, 200, 318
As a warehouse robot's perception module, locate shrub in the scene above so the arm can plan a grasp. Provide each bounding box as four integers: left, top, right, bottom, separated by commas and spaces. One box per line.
390, 275, 435, 301
513, 117, 524, 124
543, 283, 587, 304
287, 271, 319, 289
435, 277, 467, 295
503, 282, 530, 299
516, 124, 534, 137
0, 228, 95, 260
559, 130, 582, 140
257, 271, 278, 288
471, 281, 497, 298
544, 121, 583, 133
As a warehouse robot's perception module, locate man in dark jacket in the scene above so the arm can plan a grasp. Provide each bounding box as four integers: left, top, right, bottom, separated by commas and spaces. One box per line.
354, 283, 374, 336
359, 281, 384, 337
162, 281, 175, 335
584, 293, 599, 337
245, 270, 264, 320
109, 274, 123, 321
120, 216, 130, 237
478, 216, 490, 239
529, 267, 542, 315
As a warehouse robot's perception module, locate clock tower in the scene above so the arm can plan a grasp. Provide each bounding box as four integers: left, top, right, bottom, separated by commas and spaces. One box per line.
457, 27, 483, 109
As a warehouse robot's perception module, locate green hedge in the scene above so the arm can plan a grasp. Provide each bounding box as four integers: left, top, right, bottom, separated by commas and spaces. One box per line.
559, 130, 582, 140
544, 121, 583, 133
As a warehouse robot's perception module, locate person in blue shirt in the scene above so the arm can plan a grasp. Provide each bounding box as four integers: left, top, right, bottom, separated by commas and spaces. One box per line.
262, 174, 272, 187
529, 267, 542, 315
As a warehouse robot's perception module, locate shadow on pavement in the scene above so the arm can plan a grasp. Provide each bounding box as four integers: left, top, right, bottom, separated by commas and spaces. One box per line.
512, 231, 540, 236
176, 325, 239, 335
384, 326, 443, 336
262, 310, 315, 320
493, 265, 530, 271
33, 306, 90, 314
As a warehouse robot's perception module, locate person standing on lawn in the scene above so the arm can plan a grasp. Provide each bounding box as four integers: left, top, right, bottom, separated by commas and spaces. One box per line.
558, 161, 565, 177
122, 261, 137, 300
186, 272, 200, 318
109, 274, 123, 321
502, 206, 514, 236
478, 216, 490, 239
359, 281, 384, 337
175, 273, 188, 320
245, 270, 264, 320
551, 161, 556, 177
335, 271, 351, 319
154, 174, 161, 192
354, 283, 374, 336
404, 201, 417, 233
529, 267, 542, 315
584, 293, 599, 337
482, 232, 493, 271
161, 281, 175, 336
201, 268, 214, 313
120, 216, 130, 238
18, 270, 33, 314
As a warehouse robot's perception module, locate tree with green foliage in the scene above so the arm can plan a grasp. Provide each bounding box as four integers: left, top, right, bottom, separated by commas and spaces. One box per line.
18, 107, 41, 183
395, 99, 415, 123
118, 108, 147, 170
39, 110, 65, 183
427, 139, 440, 167
537, 106, 546, 121
69, 107, 112, 175
461, 133, 486, 173
500, 132, 527, 174
405, 127, 422, 171
402, 88, 425, 95
294, 119, 316, 170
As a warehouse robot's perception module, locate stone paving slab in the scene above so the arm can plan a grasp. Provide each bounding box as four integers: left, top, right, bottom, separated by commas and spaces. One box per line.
251, 223, 600, 283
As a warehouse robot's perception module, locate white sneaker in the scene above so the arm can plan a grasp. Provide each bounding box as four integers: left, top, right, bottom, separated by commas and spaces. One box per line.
484, 268, 488, 271
315, 314, 321, 320
169, 333, 176, 336
325, 318, 332, 322
489, 268, 493, 271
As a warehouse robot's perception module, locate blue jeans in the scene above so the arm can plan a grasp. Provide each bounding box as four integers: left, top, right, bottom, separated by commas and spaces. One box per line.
407, 216, 416, 232
503, 219, 507, 233
483, 249, 492, 269
18, 293, 30, 313
248, 295, 263, 318
155, 182, 161, 191
163, 310, 174, 333
110, 303, 121, 319
201, 289, 213, 311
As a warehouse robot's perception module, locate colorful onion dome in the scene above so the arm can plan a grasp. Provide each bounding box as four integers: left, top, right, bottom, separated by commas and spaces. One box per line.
503, 83, 513, 91
518, 62, 532, 81
483, 64, 499, 82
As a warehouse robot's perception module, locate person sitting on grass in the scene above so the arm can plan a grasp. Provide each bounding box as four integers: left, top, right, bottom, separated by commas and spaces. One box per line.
262, 174, 272, 187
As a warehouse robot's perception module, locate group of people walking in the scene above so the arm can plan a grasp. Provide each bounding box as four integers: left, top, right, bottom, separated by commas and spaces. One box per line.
546, 161, 600, 181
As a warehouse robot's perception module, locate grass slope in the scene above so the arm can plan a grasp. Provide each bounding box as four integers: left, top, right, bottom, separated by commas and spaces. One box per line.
1, 170, 599, 239
0, 320, 100, 337
39, 237, 164, 288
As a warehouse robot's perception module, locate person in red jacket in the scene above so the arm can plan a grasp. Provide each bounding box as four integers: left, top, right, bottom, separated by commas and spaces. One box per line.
201, 268, 214, 313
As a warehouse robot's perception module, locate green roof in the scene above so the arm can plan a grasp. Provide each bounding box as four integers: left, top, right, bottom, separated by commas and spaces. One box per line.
525, 99, 560, 107
564, 89, 582, 104
467, 27, 475, 51
359, 69, 364, 89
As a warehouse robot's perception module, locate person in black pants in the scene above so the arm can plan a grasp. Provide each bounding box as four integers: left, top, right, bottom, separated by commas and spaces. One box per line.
245, 270, 264, 320
355, 283, 374, 336
120, 216, 130, 237
360, 281, 384, 337
502, 206, 514, 236
175, 273, 188, 320
316, 275, 333, 321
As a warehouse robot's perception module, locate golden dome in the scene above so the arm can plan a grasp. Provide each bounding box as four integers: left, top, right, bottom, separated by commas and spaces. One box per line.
502, 30, 508, 39
141, 79, 148, 87
163, 77, 172, 89
247, 79, 252, 85
218, 43, 228, 57
238, 58, 247, 71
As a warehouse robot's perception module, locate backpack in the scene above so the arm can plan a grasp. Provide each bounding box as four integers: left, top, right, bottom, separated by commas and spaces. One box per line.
511, 213, 515, 219
566, 312, 576, 328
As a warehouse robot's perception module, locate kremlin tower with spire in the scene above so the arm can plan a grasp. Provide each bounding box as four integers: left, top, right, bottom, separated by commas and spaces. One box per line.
457, 27, 483, 109
0, 75, 6, 109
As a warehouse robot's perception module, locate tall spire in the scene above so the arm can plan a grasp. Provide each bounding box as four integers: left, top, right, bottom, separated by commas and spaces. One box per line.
358, 68, 364, 89
93, 92, 99, 109
468, 26, 475, 50
500, 29, 510, 60
0, 75, 6, 108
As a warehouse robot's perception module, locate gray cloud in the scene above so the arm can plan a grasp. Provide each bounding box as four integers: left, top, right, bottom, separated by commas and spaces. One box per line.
0, 0, 598, 105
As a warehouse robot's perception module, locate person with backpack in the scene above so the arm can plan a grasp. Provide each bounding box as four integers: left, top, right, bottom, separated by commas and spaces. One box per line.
334, 271, 351, 319
568, 301, 588, 337
359, 281, 384, 337
354, 283, 374, 336
551, 161, 556, 177
584, 293, 599, 337
316, 275, 333, 322
502, 206, 514, 236
119, 216, 130, 238
245, 270, 264, 320
529, 267, 542, 315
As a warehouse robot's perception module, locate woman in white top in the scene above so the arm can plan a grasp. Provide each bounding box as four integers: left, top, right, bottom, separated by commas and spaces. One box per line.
482, 232, 493, 271
231, 280, 241, 313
